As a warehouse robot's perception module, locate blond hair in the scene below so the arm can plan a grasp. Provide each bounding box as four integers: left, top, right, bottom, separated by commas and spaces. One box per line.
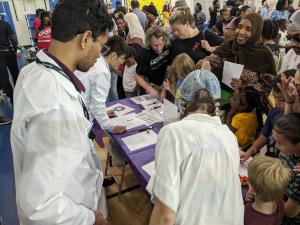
169, 7, 194, 26
167, 53, 195, 94
248, 156, 290, 202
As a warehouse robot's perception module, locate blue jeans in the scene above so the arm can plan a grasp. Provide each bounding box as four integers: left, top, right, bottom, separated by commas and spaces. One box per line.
107, 71, 118, 102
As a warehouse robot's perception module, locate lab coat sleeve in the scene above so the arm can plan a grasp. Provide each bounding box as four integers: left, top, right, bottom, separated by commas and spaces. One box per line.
89, 68, 113, 131
18, 108, 96, 225
146, 125, 182, 213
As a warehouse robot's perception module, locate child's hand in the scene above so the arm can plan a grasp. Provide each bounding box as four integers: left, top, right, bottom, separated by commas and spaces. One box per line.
293, 162, 300, 174
107, 110, 116, 118
240, 151, 251, 164
231, 78, 242, 89
278, 73, 295, 103
201, 60, 212, 72
163, 80, 171, 92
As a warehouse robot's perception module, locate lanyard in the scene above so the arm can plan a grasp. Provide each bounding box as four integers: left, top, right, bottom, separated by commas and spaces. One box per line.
36, 57, 90, 120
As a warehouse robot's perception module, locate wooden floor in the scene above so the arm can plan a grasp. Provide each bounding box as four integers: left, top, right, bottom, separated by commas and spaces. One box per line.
95, 137, 153, 225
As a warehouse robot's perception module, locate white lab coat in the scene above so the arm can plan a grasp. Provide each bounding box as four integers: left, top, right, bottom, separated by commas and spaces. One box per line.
75, 57, 113, 131
11, 50, 104, 225
147, 114, 244, 225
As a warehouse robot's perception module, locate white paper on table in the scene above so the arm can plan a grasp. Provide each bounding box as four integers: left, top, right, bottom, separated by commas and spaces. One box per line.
109, 113, 146, 130
136, 110, 163, 126
121, 130, 157, 151
106, 103, 135, 117
142, 161, 155, 176
222, 61, 244, 89
239, 156, 253, 177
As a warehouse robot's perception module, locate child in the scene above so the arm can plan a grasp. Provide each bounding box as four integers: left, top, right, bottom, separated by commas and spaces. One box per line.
273, 113, 300, 225
123, 46, 137, 98
213, 8, 231, 36
226, 87, 260, 149
162, 4, 169, 26
240, 69, 297, 163
161, 53, 195, 107
245, 156, 290, 225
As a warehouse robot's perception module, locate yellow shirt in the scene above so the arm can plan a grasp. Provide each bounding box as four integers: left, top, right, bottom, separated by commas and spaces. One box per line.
162, 12, 169, 26
231, 110, 258, 149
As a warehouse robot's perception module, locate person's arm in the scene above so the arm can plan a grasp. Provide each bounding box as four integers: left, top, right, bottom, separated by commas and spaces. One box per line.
149, 200, 176, 225
206, 30, 224, 46
226, 110, 238, 133
240, 135, 268, 163
134, 73, 160, 98
6, 22, 18, 51
89, 68, 125, 134
284, 198, 300, 218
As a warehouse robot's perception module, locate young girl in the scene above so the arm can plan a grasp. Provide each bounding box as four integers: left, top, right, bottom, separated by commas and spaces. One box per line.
161, 53, 195, 107
226, 87, 260, 149
273, 113, 300, 225
123, 46, 137, 98
37, 11, 51, 50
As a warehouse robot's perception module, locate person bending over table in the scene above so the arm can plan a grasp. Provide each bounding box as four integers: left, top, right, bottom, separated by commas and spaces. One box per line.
147, 69, 244, 225
134, 26, 172, 99
75, 36, 128, 134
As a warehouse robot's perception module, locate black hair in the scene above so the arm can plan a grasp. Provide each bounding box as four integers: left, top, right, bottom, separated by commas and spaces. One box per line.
230, 7, 240, 16
262, 19, 279, 40
276, 19, 287, 30
274, 113, 300, 144
213, 0, 219, 6
243, 87, 260, 112
38, 11, 51, 32
241, 5, 251, 12
51, 0, 114, 42
220, 8, 229, 15
125, 46, 137, 60
276, 0, 287, 11
102, 35, 129, 56
232, 16, 242, 29
272, 69, 297, 93
131, 0, 140, 9
36, 9, 45, 18
163, 4, 168, 12
195, 3, 202, 11
226, 0, 236, 7
262, 0, 267, 4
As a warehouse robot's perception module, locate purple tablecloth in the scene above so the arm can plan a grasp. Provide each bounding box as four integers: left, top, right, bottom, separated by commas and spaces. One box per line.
107, 98, 248, 199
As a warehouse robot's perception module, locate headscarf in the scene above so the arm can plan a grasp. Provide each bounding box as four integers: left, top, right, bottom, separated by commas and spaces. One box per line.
214, 13, 276, 75
124, 12, 145, 45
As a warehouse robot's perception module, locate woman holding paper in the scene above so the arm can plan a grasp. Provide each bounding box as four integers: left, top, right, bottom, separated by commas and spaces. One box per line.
147, 70, 244, 225
197, 13, 276, 116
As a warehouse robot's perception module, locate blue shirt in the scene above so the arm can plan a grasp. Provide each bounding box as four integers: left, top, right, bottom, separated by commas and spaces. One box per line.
261, 107, 283, 138
270, 10, 289, 20
132, 9, 147, 31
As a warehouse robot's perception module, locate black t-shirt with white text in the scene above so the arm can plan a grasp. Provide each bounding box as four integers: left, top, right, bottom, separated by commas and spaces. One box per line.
170, 31, 224, 63
136, 47, 171, 86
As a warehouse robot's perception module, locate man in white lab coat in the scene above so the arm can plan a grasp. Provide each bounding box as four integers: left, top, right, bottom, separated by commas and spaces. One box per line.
10, 1, 113, 225
76, 35, 128, 135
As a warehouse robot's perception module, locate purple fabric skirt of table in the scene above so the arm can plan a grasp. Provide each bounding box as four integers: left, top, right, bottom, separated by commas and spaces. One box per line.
106, 98, 248, 199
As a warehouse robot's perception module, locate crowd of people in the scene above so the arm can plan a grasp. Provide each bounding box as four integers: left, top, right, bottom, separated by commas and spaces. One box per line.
2, 0, 300, 224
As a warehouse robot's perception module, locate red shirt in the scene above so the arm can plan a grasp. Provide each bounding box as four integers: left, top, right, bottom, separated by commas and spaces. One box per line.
244, 200, 284, 225
37, 26, 51, 50
33, 18, 41, 39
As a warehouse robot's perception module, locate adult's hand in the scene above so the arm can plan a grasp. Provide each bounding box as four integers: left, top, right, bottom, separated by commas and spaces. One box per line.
278, 73, 295, 103
231, 78, 242, 90
111, 126, 126, 134
240, 151, 251, 164
94, 212, 107, 225
201, 40, 214, 53
147, 87, 160, 99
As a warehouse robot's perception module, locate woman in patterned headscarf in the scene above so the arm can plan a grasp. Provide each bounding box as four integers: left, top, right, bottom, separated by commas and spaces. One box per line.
197, 13, 276, 122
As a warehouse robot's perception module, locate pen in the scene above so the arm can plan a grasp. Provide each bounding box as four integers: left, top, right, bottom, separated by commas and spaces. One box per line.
150, 105, 162, 110
146, 101, 158, 106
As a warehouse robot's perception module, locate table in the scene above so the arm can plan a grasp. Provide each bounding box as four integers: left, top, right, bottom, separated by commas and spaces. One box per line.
106, 98, 248, 198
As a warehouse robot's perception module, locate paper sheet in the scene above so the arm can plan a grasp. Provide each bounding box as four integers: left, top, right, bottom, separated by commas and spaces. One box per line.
222, 61, 244, 89
136, 111, 163, 126
142, 161, 155, 176
239, 156, 253, 177
109, 113, 146, 130
121, 130, 157, 151
106, 103, 135, 117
